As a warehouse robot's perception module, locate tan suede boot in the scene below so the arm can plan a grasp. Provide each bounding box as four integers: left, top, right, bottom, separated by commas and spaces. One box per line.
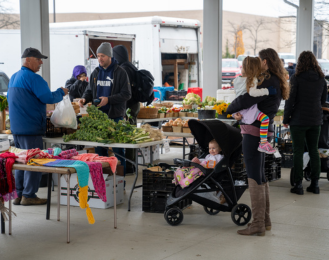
237, 178, 266, 236
264, 182, 271, 231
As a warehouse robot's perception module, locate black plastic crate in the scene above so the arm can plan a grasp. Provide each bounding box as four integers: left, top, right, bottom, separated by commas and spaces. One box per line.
142, 190, 192, 213
166, 91, 178, 100
177, 90, 187, 101
45, 117, 65, 137
278, 139, 293, 154
143, 168, 176, 192
281, 153, 293, 168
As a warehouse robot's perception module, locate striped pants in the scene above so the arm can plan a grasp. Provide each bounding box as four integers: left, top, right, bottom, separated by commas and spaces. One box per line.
256, 111, 270, 144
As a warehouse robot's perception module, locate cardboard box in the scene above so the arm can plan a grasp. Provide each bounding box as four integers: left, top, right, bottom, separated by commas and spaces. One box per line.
60, 174, 124, 209
138, 144, 160, 164
46, 104, 55, 111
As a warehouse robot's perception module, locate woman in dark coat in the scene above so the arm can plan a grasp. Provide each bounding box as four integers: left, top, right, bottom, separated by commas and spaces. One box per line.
65, 65, 89, 102
227, 48, 290, 236
283, 51, 328, 195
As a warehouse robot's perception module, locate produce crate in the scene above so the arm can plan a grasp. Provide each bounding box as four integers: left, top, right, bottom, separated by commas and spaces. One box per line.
142, 191, 192, 213
277, 139, 293, 154
45, 117, 65, 138
177, 90, 187, 101
142, 164, 192, 213
166, 91, 178, 100
281, 153, 293, 168
143, 167, 176, 192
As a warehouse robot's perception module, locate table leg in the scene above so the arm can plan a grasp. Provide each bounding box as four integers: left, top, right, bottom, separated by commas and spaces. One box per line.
57, 174, 61, 221
113, 173, 117, 229
9, 200, 12, 235
46, 173, 52, 220
1, 208, 4, 234
67, 175, 70, 244
128, 149, 139, 211
183, 137, 186, 159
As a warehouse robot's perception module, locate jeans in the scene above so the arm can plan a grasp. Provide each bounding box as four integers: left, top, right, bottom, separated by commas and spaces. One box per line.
290, 125, 321, 182
95, 117, 126, 175
13, 135, 44, 198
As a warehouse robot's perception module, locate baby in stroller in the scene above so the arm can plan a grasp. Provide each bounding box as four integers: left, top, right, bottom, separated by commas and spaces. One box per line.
173, 139, 226, 204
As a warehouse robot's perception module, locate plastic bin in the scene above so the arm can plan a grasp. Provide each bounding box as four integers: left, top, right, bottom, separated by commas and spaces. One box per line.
154, 86, 175, 101
187, 87, 203, 101
166, 91, 178, 100
217, 89, 236, 103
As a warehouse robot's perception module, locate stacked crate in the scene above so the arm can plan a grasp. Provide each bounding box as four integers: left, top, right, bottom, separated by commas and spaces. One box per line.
142, 165, 192, 213
278, 139, 294, 168
231, 154, 247, 182
265, 154, 282, 182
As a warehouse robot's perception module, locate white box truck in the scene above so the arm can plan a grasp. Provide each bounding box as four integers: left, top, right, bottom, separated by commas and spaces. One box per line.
0, 16, 202, 91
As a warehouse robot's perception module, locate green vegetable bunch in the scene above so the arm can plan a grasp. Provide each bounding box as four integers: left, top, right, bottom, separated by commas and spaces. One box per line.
63, 105, 153, 144
0, 95, 8, 111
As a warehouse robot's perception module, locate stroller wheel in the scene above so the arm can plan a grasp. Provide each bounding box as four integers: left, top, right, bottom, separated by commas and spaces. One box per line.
164, 207, 184, 226
304, 167, 311, 181
204, 207, 220, 215
231, 204, 251, 226
290, 167, 295, 186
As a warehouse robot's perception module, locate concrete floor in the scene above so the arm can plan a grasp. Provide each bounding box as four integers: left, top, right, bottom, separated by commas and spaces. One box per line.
2, 148, 329, 260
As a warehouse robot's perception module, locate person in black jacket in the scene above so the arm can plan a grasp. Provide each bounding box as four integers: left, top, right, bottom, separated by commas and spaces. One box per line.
65, 65, 89, 102
227, 48, 290, 236
113, 45, 140, 173
283, 51, 328, 195
79, 42, 131, 174
285, 62, 296, 78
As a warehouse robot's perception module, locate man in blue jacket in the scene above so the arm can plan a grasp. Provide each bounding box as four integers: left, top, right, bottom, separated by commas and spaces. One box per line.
8, 47, 68, 206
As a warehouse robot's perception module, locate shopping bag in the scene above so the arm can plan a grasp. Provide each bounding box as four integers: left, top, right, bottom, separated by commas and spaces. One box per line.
50, 95, 77, 129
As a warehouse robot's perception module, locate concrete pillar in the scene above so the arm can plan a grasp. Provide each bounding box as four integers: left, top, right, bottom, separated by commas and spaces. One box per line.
203, 0, 223, 99
296, 0, 314, 58
19, 0, 50, 87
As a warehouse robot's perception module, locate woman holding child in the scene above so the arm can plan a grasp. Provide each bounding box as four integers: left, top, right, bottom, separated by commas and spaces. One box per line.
227, 48, 289, 236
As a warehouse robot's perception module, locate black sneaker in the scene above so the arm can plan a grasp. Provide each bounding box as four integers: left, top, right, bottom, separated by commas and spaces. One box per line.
291, 181, 304, 195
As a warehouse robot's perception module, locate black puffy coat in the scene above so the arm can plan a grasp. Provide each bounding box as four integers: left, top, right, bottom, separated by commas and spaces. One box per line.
65, 77, 88, 102
283, 70, 328, 126
227, 73, 282, 133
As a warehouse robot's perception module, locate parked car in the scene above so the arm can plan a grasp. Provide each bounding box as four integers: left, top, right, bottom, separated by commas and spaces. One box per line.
237, 55, 247, 67
222, 59, 241, 85
317, 59, 329, 76
278, 53, 296, 67
0, 70, 9, 95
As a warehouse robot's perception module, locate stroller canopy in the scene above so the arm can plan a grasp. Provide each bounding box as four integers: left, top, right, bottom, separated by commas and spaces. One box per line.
188, 119, 242, 159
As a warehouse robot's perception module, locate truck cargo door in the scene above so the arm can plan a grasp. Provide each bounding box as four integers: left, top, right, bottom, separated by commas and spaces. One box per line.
159, 27, 198, 54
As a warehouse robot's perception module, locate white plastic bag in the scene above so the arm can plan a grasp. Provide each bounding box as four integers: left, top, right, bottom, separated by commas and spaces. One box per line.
50, 95, 77, 129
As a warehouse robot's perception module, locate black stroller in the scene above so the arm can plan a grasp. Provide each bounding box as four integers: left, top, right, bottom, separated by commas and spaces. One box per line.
290, 109, 329, 185
164, 119, 251, 226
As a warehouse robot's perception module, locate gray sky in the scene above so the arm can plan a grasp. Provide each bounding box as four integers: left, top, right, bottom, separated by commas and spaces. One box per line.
4, 0, 296, 17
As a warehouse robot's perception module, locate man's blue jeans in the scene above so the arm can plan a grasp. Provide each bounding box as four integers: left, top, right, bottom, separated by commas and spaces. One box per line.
13, 135, 44, 198
95, 117, 126, 175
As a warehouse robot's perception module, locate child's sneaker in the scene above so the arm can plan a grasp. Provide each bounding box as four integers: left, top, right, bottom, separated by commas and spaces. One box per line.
258, 142, 276, 154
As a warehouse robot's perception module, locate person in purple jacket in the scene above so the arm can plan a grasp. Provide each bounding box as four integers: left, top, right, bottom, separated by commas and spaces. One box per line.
8, 47, 68, 206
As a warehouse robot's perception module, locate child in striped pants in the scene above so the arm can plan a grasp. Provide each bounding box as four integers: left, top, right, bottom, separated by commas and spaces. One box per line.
233, 57, 276, 154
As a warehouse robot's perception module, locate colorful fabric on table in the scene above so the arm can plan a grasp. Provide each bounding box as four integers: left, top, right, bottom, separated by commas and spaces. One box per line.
15, 151, 27, 164
28, 158, 95, 224
86, 162, 106, 202
0, 152, 18, 202
72, 153, 118, 175
58, 149, 79, 159
26, 148, 54, 163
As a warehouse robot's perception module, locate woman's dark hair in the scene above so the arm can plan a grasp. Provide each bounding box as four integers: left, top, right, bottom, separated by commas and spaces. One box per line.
295, 51, 324, 78
259, 48, 290, 100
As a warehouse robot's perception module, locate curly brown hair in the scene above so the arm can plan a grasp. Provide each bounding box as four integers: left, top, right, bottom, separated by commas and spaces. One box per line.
242, 56, 265, 93
295, 51, 324, 78
258, 48, 290, 100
